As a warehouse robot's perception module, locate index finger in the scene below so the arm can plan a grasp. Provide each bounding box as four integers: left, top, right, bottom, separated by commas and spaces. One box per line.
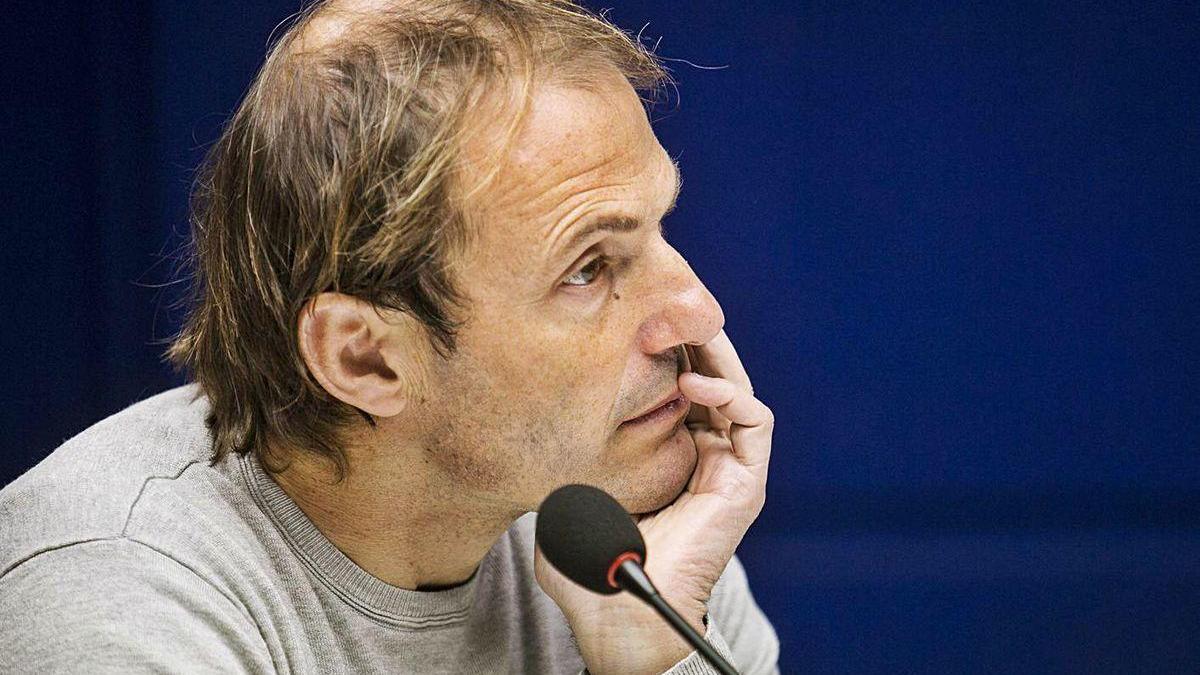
690, 330, 753, 394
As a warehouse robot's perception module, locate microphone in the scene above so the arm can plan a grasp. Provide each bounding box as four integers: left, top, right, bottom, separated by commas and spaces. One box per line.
535, 484, 739, 675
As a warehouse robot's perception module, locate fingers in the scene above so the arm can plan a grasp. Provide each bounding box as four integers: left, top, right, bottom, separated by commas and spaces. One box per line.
683, 345, 710, 427
688, 330, 753, 394
680, 331, 772, 469
685, 343, 733, 431
679, 372, 772, 469
678, 372, 773, 430
685, 400, 716, 429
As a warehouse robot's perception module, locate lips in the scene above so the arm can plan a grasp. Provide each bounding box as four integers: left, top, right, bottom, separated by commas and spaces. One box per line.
619, 386, 686, 422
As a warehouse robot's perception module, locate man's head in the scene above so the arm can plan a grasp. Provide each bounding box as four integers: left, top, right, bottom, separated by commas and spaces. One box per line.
171, 0, 723, 515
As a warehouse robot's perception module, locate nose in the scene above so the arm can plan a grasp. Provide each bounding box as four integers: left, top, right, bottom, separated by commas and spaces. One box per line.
636, 243, 725, 355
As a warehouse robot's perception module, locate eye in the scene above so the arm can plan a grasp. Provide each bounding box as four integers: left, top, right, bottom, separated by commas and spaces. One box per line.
562, 256, 609, 287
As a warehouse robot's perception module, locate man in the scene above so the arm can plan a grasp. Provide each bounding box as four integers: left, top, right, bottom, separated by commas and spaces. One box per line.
0, 1, 779, 672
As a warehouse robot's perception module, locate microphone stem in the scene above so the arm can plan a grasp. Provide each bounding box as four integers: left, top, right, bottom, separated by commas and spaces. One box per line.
615, 560, 740, 675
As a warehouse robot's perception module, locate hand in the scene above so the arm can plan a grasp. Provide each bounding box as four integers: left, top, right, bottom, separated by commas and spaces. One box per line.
534, 330, 774, 675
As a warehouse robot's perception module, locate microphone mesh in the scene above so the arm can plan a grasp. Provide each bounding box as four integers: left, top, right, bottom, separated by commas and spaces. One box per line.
535, 484, 647, 595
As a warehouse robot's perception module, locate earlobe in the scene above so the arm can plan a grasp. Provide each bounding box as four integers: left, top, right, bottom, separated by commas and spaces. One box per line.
298, 293, 414, 418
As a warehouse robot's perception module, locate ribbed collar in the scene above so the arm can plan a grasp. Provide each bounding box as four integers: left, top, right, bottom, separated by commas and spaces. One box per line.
240, 452, 483, 627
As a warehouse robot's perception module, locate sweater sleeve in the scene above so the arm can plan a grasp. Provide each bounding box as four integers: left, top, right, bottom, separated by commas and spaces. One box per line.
0, 537, 275, 674
661, 554, 781, 675
571, 554, 783, 675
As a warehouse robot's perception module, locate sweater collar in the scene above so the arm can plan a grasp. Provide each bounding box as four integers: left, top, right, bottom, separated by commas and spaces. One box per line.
241, 452, 483, 626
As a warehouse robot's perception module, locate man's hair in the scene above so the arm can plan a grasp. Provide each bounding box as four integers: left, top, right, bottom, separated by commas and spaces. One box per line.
167, 0, 668, 476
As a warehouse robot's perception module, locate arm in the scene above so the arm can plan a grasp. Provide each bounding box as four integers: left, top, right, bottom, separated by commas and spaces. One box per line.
671, 555, 779, 675
0, 538, 274, 673
572, 556, 780, 675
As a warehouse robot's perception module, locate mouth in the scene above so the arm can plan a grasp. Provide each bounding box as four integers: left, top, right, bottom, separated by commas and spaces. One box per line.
620, 389, 689, 428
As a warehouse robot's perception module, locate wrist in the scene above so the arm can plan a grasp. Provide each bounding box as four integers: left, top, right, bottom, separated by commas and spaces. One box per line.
569, 595, 707, 675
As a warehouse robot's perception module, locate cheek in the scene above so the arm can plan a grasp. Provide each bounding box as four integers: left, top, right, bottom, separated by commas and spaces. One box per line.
432, 333, 618, 452
491, 319, 628, 413
449, 286, 646, 439
424, 378, 614, 510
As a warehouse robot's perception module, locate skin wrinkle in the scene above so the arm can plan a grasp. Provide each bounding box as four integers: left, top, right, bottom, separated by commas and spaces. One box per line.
446, 70, 715, 499
541, 165, 672, 269
526, 160, 681, 279
540, 155, 682, 271
277, 66, 723, 591
169, 0, 700, 594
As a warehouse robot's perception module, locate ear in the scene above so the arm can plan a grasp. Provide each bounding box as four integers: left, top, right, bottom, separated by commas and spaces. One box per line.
297, 292, 427, 418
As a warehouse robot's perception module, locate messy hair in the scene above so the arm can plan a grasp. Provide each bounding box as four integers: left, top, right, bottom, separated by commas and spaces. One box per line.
168, 0, 669, 477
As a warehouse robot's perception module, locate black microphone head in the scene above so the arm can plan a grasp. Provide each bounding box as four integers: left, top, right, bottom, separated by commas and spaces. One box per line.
535, 484, 647, 595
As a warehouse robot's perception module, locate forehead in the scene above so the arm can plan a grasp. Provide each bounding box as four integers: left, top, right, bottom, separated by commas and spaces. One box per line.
506, 81, 654, 188
459, 72, 672, 259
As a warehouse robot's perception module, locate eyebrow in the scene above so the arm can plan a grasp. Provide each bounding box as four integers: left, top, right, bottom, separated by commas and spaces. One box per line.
554, 161, 683, 260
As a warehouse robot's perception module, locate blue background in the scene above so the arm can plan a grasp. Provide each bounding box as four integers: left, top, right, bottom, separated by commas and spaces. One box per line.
2, 2, 1197, 671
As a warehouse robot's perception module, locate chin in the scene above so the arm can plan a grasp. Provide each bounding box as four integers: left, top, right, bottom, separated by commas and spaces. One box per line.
611, 424, 697, 515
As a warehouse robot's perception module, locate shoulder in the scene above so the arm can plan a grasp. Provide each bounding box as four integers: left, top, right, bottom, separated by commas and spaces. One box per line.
0, 385, 215, 576
0, 536, 272, 672
0, 387, 280, 671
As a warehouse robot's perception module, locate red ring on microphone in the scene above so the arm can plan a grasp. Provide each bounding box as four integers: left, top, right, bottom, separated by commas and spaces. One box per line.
606, 551, 643, 589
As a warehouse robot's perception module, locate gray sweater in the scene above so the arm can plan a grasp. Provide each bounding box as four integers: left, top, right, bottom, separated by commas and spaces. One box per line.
0, 386, 779, 673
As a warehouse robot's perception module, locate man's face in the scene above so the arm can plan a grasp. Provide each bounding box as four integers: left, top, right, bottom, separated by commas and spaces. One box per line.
407, 71, 724, 516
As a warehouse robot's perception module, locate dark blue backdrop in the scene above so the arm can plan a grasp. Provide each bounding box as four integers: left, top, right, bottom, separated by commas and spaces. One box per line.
2, 2, 1197, 672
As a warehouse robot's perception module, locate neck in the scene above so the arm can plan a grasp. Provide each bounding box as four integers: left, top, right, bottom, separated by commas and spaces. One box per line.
269, 429, 520, 590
